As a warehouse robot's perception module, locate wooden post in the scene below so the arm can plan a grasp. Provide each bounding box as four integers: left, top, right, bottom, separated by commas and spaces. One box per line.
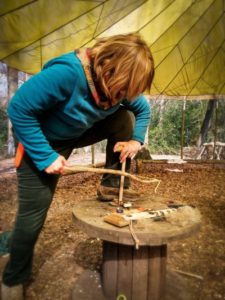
180, 97, 186, 160
213, 99, 218, 160
91, 144, 95, 165
119, 160, 126, 205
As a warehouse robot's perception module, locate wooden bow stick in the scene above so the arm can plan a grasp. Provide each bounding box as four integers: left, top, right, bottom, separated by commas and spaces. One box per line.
63, 165, 161, 192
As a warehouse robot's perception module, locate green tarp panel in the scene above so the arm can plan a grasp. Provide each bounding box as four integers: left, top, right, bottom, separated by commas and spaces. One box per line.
0, 0, 225, 98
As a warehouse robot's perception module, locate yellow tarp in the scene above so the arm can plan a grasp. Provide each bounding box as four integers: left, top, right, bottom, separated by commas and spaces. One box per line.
0, 0, 224, 97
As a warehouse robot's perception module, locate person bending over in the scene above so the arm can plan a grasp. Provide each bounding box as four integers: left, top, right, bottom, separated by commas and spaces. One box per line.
1, 33, 154, 300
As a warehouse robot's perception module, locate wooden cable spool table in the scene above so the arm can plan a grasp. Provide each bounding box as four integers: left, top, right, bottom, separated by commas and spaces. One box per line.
72, 196, 201, 300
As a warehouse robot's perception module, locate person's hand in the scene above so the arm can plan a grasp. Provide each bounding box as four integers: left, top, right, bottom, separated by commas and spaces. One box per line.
45, 155, 67, 174
114, 140, 141, 162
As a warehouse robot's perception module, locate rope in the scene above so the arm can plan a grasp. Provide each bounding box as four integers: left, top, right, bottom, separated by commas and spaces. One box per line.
129, 220, 140, 250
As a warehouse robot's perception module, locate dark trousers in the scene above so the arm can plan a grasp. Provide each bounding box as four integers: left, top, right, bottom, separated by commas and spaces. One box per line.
2, 108, 134, 286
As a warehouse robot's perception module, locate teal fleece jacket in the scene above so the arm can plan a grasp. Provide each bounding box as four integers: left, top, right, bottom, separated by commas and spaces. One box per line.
8, 52, 151, 171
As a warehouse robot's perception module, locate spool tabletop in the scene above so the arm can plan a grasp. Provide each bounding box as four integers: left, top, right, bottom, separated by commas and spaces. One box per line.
72, 196, 201, 246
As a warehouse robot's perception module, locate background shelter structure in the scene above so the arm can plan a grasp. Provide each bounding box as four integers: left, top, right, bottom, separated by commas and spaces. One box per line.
0, 0, 225, 158
0, 0, 225, 98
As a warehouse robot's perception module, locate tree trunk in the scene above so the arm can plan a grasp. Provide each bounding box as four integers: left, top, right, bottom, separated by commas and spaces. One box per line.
7, 67, 18, 157
158, 99, 167, 125
196, 100, 216, 148
144, 126, 149, 145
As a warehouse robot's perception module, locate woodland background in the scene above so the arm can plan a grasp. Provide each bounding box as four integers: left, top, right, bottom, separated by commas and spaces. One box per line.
0, 62, 224, 159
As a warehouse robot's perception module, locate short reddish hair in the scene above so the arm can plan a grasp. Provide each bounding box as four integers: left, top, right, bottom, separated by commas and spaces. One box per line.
90, 33, 154, 102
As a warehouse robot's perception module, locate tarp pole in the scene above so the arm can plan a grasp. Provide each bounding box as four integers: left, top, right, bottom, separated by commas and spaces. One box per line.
213, 99, 218, 159
91, 145, 95, 165
180, 97, 186, 159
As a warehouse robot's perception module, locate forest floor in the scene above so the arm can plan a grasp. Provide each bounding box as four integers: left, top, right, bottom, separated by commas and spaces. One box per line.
0, 154, 225, 300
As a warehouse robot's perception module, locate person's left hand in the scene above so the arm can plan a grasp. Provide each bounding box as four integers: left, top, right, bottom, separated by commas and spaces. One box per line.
114, 140, 141, 162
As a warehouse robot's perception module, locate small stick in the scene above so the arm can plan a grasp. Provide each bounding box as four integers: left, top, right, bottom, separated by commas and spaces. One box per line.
118, 160, 126, 205
171, 268, 203, 280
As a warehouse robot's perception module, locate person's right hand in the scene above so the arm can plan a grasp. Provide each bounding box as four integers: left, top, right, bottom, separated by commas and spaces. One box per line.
45, 155, 67, 174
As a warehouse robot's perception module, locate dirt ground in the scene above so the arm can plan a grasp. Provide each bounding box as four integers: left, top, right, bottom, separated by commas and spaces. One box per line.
0, 154, 225, 300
